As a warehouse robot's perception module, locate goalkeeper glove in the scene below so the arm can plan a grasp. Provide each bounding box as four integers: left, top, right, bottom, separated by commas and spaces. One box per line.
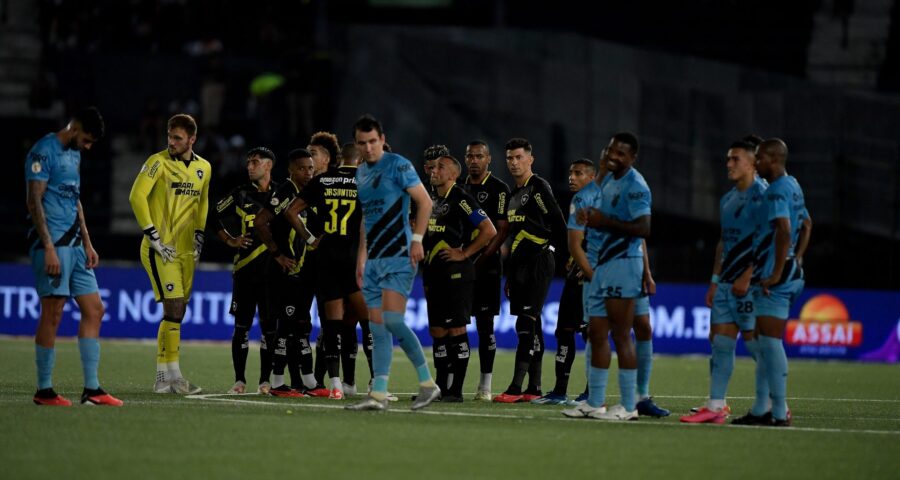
143, 225, 176, 263
193, 229, 205, 262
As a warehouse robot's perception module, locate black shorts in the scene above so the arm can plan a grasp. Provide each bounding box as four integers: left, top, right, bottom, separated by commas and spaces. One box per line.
556, 274, 585, 332
266, 269, 315, 329
230, 270, 270, 330
507, 249, 554, 317
314, 247, 360, 302
423, 260, 475, 329
472, 252, 502, 316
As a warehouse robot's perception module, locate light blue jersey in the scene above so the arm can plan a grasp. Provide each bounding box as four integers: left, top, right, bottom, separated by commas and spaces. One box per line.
568, 180, 603, 265
752, 174, 808, 283
719, 177, 768, 284
24, 133, 82, 250
592, 168, 651, 267
356, 152, 421, 260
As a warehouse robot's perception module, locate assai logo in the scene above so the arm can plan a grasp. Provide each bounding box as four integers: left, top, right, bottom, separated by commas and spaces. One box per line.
786, 294, 862, 348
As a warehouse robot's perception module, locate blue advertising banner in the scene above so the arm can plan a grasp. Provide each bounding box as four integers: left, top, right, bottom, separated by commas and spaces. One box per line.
1, 263, 898, 362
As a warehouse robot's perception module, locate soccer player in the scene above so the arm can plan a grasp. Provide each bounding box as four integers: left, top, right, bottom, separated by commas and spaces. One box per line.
26, 107, 122, 406
421, 144, 447, 187
216, 147, 278, 394
423, 154, 497, 401
345, 114, 440, 411
567, 132, 650, 420
681, 137, 768, 424
734, 138, 812, 427
286, 140, 370, 399
462, 140, 511, 400
493, 138, 567, 404
532, 159, 594, 405
253, 149, 318, 398
130, 113, 211, 395
309, 131, 340, 174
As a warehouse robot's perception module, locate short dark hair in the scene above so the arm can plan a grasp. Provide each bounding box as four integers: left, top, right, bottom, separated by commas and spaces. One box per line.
729, 139, 757, 152
742, 134, 764, 148
383, 143, 392, 153
611, 132, 639, 155
570, 158, 595, 173
340, 142, 360, 163
468, 140, 490, 153
246, 146, 276, 163
423, 144, 450, 162
353, 114, 384, 137
168, 113, 197, 137
287, 148, 312, 164
438, 154, 462, 174
505, 138, 532, 153
309, 131, 340, 165
73, 107, 105, 139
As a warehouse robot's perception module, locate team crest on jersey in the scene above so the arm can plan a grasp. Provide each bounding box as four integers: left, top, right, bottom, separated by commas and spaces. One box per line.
372, 174, 382, 189
436, 203, 450, 215
31, 162, 41, 174
196, 169, 204, 179
165, 283, 175, 292
611, 194, 620, 207
270, 197, 279, 206
477, 191, 488, 203
520, 193, 529, 205
285, 306, 295, 316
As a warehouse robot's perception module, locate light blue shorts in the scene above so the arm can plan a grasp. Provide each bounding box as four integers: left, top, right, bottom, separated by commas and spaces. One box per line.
710, 283, 755, 331
30, 246, 99, 298
361, 257, 416, 309
752, 279, 805, 320
583, 259, 650, 318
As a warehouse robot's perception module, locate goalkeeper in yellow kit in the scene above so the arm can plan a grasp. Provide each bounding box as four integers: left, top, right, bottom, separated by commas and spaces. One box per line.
129, 114, 211, 395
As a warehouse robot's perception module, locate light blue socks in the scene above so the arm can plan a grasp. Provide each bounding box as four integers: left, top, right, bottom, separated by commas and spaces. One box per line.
635, 340, 653, 398
78, 337, 101, 390
383, 311, 432, 383
745, 338, 771, 416
369, 321, 393, 393
619, 369, 637, 412
35, 345, 55, 390
759, 335, 789, 420
709, 335, 736, 401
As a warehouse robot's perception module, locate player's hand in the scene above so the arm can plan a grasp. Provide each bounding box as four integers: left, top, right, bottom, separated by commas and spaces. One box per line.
575, 208, 589, 225
759, 276, 777, 296
581, 267, 594, 281
704, 282, 717, 307
85, 245, 100, 269
731, 277, 750, 298
275, 253, 296, 272
226, 234, 253, 249
44, 247, 61, 276
193, 230, 205, 262
144, 226, 176, 263
439, 247, 467, 262
643, 271, 657, 295
409, 240, 424, 265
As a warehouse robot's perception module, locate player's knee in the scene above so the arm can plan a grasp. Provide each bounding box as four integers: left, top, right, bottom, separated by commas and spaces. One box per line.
515, 315, 535, 336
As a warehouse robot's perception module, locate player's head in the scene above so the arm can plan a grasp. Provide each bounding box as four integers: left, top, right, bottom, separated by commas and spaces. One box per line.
568, 158, 596, 192
726, 138, 757, 183
287, 148, 315, 186
167, 113, 198, 159
67, 107, 105, 151
596, 147, 610, 181
340, 142, 361, 166
505, 137, 534, 180
465, 140, 491, 179
309, 131, 340, 174
430, 155, 461, 188
353, 114, 386, 163
245, 146, 275, 183
755, 138, 788, 180
606, 132, 638, 176
423, 144, 449, 179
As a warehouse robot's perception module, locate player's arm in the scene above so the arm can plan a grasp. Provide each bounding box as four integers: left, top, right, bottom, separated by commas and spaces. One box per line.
475, 188, 510, 266
252, 207, 295, 272
796, 213, 813, 267
284, 197, 317, 245
440, 212, 496, 262
536, 183, 568, 251
214, 191, 250, 249
407, 183, 433, 265
583, 211, 651, 238
193, 165, 211, 262
705, 234, 724, 307
642, 239, 655, 295
129, 158, 175, 262
26, 180, 59, 276
567, 229, 591, 280
761, 217, 791, 293
77, 200, 99, 269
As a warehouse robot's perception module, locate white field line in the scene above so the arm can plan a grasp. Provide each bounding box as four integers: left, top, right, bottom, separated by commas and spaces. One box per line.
187, 393, 900, 436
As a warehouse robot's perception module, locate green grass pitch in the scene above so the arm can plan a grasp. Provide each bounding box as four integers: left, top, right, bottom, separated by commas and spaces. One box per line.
1, 337, 898, 479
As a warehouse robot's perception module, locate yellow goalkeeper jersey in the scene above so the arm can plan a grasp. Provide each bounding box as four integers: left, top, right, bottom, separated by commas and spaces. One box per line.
129, 150, 212, 254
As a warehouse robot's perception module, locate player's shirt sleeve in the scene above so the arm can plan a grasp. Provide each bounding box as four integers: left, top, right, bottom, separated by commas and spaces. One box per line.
24, 140, 54, 183
395, 157, 421, 190
567, 192, 585, 231
215, 187, 239, 232
496, 181, 510, 219
271, 182, 295, 216
195, 162, 211, 231
626, 181, 652, 219
535, 178, 568, 246
459, 194, 488, 227
129, 155, 162, 229
767, 184, 790, 222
